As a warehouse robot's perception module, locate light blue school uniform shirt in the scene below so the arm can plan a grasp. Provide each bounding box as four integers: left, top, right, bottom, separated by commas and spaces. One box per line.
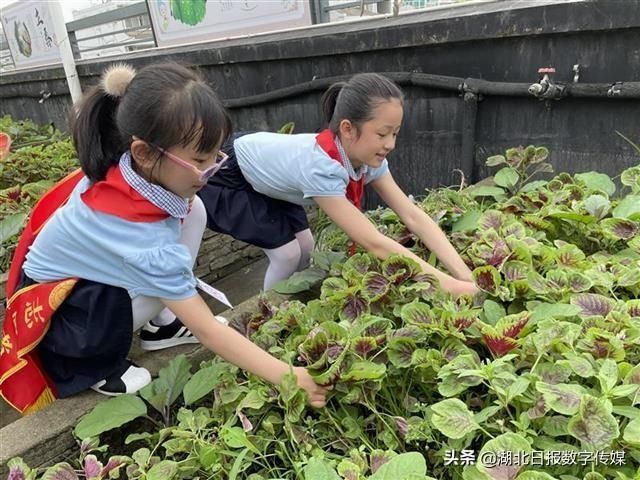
23, 153, 197, 301
234, 132, 390, 206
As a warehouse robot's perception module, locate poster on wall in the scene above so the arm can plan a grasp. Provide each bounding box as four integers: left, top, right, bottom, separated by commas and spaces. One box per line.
1, 1, 62, 68
147, 0, 313, 47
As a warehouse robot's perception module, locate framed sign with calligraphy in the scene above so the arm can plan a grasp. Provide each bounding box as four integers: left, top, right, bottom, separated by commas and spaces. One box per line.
146, 0, 313, 48
1, 1, 62, 69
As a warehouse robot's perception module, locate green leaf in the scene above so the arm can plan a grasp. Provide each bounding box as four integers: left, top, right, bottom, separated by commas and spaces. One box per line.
483, 299, 506, 325
146, 460, 179, 480
519, 180, 548, 193
620, 163, 640, 187
277, 121, 295, 135
548, 211, 597, 224
612, 194, 640, 219
368, 452, 427, 479
229, 448, 251, 480
567, 395, 619, 450
183, 364, 224, 405
466, 185, 506, 199
74, 395, 147, 439
312, 251, 346, 271
220, 426, 260, 454
477, 433, 531, 479
494, 167, 520, 189
157, 354, 192, 407
431, 398, 479, 439
623, 417, 640, 447
561, 353, 595, 378
486, 154, 507, 167
611, 384, 639, 398
0, 212, 27, 243
575, 171, 616, 195
515, 472, 558, 479
529, 302, 580, 322
303, 457, 340, 480
597, 359, 618, 392
583, 194, 611, 219
40, 462, 79, 480
452, 210, 482, 232
273, 267, 326, 294
535, 382, 587, 415
507, 377, 530, 402
341, 360, 386, 381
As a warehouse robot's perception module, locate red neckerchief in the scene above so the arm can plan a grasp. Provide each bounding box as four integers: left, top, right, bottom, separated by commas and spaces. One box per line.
81, 165, 170, 222
315, 129, 366, 255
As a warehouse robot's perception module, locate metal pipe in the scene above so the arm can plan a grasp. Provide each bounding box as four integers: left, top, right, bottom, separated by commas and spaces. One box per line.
461, 91, 478, 185
3, 72, 640, 102
223, 73, 640, 109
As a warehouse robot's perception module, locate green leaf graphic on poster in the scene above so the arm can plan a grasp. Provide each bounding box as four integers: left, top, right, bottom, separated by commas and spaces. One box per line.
170, 0, 207, 26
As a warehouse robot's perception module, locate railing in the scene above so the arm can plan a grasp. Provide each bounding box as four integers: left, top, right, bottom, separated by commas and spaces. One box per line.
0, 0, 481, 72
66, 2, 155, 60
0, 2, 155, 71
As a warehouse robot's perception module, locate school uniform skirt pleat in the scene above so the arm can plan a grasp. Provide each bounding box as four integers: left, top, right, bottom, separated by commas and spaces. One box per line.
21, 274, 133, 397
197, 133, 309, 249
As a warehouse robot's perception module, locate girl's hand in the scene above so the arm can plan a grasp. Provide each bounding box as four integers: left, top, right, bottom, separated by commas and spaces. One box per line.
451, 279, 480, 297
293, 366, 331, 408
441, 277, 480, 297
455, 269, 474, 283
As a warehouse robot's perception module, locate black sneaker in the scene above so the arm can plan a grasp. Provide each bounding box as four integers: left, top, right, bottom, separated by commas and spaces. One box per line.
139, 318, 200, 351
91, 361, 151, 396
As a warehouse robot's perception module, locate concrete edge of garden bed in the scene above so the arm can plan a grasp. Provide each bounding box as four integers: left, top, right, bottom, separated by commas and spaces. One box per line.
0, 287, 315, 473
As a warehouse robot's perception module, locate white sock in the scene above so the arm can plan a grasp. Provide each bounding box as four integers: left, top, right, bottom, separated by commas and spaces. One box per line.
262, 239, 302, 290
295, 229, 315, 271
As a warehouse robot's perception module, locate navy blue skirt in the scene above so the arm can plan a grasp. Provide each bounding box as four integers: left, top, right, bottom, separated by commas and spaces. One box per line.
20, 273, 133, 398
197, 133, 309, 250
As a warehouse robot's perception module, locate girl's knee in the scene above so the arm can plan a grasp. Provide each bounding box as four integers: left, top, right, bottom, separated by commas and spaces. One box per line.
296, 229, 315, 254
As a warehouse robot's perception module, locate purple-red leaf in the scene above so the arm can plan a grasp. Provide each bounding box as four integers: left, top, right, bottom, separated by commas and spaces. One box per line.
601, 218, 640, 240
473, 265, 501, 295
340, 293, 369, 321
362, 272, 391, 301
570, 293, 616, 317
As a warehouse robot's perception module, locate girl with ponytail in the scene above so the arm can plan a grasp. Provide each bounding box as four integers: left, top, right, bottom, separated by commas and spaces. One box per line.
1, 62, 328, 413
198, 73, 479, 296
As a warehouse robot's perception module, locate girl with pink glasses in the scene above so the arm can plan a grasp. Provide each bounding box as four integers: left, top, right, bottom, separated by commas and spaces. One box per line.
1, 62, 329, 413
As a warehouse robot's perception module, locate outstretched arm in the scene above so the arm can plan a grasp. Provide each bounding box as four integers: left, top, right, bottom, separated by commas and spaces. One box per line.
313, 194, 477, 296
370, 173, 475, 282
162, 295, 329, 407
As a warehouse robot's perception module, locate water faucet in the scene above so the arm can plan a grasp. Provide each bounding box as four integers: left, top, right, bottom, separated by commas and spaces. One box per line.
528, 67, 565, 100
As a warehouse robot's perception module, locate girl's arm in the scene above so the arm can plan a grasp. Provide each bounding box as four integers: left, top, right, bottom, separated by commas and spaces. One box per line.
313, 195, 478, 296
162, 295, 329, 407
370, 173, 474, 282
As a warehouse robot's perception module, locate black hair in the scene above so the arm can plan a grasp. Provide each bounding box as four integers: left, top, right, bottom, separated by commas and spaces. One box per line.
321, 73, 404, 135
71, 62, 232, 182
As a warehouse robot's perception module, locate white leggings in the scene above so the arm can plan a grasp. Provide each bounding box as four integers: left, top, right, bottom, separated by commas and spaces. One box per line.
262, 228, 315, 291
130, 196, 207, 331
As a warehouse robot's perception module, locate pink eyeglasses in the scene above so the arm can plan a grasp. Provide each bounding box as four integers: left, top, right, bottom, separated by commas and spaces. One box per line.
155, 145, 229, 182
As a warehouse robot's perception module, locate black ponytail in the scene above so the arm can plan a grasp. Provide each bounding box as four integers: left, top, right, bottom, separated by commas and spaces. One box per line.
322, 73, 404, 134
70, 62, 232, 183
70, 85, 126, 183
321, 81, 346, 127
